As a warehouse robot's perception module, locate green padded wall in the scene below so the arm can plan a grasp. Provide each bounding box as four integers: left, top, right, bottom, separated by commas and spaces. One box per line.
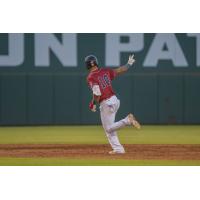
54, 74, 80, 124
184, 75, 200, 124
1, 75, 26, 125
133, 75, 157, 124
28, 75, 53, 124
0, 33, 200, 125
158, 75, 184, 124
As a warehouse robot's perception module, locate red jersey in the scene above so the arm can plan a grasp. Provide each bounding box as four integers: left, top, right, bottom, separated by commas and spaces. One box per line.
87, 68, 117, 103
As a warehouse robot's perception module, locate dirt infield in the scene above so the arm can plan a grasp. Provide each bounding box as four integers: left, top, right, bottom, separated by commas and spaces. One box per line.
0, 144, 200, 160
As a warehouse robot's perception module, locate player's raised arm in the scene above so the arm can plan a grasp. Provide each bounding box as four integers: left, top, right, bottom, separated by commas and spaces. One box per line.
114, 54, 135, 75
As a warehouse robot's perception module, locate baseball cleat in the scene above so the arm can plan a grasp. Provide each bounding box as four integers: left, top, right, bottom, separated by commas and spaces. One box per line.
108, 150, 125, 155
128, 113, 141, 129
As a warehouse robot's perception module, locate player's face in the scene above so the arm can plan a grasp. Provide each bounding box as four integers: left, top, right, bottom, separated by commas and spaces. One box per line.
88, 63, 98, 72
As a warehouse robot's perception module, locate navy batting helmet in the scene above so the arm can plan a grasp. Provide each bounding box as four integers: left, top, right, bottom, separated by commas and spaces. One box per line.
85, 55, 98, 70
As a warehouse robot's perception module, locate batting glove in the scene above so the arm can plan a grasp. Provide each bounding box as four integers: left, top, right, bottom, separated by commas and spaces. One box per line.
127, 54, 135, 66
89, 101, 96, 112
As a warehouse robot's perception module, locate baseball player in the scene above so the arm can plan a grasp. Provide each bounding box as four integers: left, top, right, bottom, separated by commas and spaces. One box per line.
85, 54, 141, 154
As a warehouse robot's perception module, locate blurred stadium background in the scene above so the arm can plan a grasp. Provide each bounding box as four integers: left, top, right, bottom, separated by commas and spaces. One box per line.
0, 33, 199, 125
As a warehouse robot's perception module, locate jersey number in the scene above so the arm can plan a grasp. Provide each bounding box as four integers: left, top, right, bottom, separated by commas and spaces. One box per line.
98, 74, 111, 89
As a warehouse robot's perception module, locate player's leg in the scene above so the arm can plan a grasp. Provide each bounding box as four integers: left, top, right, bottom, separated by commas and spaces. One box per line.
103, 96, 141, 133
107, 113, 141, 133
100, 102, 125, 153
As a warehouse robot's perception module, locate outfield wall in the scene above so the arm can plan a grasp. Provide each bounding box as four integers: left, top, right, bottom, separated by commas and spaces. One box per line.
0, 33, 199, 125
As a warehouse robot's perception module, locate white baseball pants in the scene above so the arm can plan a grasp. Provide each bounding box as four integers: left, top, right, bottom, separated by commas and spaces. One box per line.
100, 95, 128, 153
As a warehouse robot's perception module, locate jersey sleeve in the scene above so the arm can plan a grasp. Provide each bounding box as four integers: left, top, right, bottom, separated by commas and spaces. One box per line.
107, 68, 117, 80
87, 76, 98, 90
